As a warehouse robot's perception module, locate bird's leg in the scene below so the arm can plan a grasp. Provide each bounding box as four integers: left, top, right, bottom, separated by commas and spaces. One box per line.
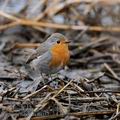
40, 73, 46, 85
56, 74, 59, 79
46, 74, 55, 86
49, 74, 53, 81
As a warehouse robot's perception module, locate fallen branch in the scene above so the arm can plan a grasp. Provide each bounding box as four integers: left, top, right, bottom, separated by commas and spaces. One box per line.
0, 11, 120, 32
29, 110, 115, 120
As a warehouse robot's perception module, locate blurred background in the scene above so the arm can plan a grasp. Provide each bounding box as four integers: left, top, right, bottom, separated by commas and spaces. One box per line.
0, 0, 120, 120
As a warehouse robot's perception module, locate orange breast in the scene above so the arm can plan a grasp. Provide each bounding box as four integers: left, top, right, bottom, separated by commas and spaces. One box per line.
49, 43, 70, 68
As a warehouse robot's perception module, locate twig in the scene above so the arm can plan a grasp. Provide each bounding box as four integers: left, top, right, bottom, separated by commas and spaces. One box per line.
109, 112, 120, 120
0, 11, 120, 32
86, 90, 120, 93
51, 97, 67, 114
30, 110, 115, 120
65, 0, 120, 5
105, 71, 120, 82
23, 85, 47, 100
104, 63, 119, 79
71, 36, 110, 56
0, 77, 17, 81
27, 93, 51, 120
88, 72, 105, 83
0, 104, 13, 112
51, 80, 73, 99
2, 87, 16, 97
36, 0, 120, 18
14, 43, 40, 49
0, 22, 19, 30
65, 96, 120, 103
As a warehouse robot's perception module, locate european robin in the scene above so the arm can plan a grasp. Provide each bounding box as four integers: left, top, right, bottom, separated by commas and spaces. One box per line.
26, 33, 70, 75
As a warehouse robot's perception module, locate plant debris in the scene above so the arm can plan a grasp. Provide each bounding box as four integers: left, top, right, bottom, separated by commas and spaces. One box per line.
0, 0, 120, 120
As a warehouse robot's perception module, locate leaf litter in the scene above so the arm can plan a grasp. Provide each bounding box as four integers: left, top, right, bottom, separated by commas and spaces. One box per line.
0, 0, 120, 120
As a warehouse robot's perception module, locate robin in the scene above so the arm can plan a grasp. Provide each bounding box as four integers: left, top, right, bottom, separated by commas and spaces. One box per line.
26, 33, 70, 76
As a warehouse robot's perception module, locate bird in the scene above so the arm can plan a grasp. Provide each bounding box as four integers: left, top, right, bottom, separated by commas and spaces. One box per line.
26, 33, 70, 76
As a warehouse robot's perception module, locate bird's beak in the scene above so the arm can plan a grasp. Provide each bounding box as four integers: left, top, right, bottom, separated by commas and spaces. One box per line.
65, 40, 70, 44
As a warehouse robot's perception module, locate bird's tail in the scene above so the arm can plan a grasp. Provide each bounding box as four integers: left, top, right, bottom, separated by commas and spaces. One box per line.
23, 63, 42, 92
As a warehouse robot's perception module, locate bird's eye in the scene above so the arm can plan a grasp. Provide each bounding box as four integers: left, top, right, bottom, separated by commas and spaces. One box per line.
57, 40, 60, 44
